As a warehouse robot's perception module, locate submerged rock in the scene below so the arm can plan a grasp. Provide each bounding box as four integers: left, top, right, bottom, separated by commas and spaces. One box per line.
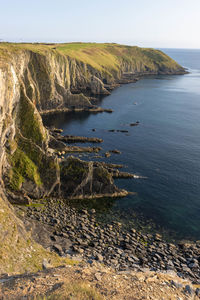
109, 149, 121, 154
105, 152, 111, 158
64, 146, 102, 153
130, 121, 140, 126
57, 135, 103, 144
116, 130, 129, 133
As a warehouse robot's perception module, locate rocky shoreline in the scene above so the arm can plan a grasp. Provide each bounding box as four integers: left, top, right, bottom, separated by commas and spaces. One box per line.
35, 93, 200, 288
55, 135, 103, 144
40, 107, 113, 115
16, 199, 200, 285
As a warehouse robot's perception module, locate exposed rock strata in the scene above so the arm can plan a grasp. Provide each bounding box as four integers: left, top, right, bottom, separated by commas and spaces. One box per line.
50, 133, 103, 144
61, 146, 102, 153
0, 43, 186, 202
40, 107, 113, 115
60, 156, 128, 199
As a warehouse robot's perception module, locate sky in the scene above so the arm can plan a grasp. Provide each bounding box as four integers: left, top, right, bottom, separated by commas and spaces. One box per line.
0, 0, 200, 48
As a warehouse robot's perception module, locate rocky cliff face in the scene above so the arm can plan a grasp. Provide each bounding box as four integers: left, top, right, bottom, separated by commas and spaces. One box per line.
60, 156, 128, 199
0, 54, 60, 202
0, 52, 117, 202
0, 43, 186, 203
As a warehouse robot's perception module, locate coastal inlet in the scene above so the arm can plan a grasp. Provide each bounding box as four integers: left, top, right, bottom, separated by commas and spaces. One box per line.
43, 48, 200, 241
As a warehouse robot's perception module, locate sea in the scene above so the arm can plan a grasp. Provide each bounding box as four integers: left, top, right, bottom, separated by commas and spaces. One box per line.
43, 49, 200, 242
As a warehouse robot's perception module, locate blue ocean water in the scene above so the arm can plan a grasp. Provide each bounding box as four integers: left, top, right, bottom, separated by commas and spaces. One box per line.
43, 49, 200, 241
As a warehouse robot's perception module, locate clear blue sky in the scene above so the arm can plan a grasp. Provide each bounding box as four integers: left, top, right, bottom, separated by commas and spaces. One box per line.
0, 0, 200, 48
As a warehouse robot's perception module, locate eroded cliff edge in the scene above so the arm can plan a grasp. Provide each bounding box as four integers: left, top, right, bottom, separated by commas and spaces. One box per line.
0, 43, 186, 202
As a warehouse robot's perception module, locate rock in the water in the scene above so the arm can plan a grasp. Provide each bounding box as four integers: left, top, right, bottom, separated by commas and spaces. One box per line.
109, 149, 121, 154
105, 152, 111, 158
130, 121, 140, 126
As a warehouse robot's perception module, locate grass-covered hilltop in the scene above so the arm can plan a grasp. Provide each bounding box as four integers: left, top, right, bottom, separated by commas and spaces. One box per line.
0, 42, 185, 79
3, 42, 183, 72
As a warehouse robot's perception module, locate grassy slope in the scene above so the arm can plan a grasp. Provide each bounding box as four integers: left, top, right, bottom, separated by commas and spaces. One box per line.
56, 43, 182, 73
0, 192, 77, 274
0, 42, 183, 76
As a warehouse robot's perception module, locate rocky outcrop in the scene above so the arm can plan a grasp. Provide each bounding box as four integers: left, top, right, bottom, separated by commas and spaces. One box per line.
90, 75, 111, 95
0, 59, 60, 202
0, 43, 186, 114
50, 132, 103, 144
60, 156, 128, 199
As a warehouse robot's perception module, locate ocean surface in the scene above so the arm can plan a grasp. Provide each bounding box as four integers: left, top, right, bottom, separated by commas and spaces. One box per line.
43, 49, 200, 241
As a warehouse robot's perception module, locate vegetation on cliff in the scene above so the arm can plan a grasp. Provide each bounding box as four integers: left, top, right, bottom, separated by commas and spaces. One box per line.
0, 42, 185, 201
8, 148, 42, 191
0, 42, 184, 76
60, 156, 124, 199
56, 42, 184, 75
0, 190, 75, 274
5, 90, 59, 197
18, 86, 47, 145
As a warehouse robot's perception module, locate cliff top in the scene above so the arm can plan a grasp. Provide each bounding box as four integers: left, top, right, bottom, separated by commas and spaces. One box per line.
0, 42, 183, 74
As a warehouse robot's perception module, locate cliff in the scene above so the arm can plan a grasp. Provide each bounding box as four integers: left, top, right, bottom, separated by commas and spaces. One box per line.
0, 42, 186, 202
0, 43, 197, 299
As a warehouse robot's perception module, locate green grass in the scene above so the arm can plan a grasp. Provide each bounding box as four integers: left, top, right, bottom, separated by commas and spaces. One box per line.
56, 43, 182, 74
0, 193, 78, 275
18, 87, 47, 145
8, 148, 42, 190
56, 43, 120, 74
0, 42, 183, 76
61, 158, 87, 181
